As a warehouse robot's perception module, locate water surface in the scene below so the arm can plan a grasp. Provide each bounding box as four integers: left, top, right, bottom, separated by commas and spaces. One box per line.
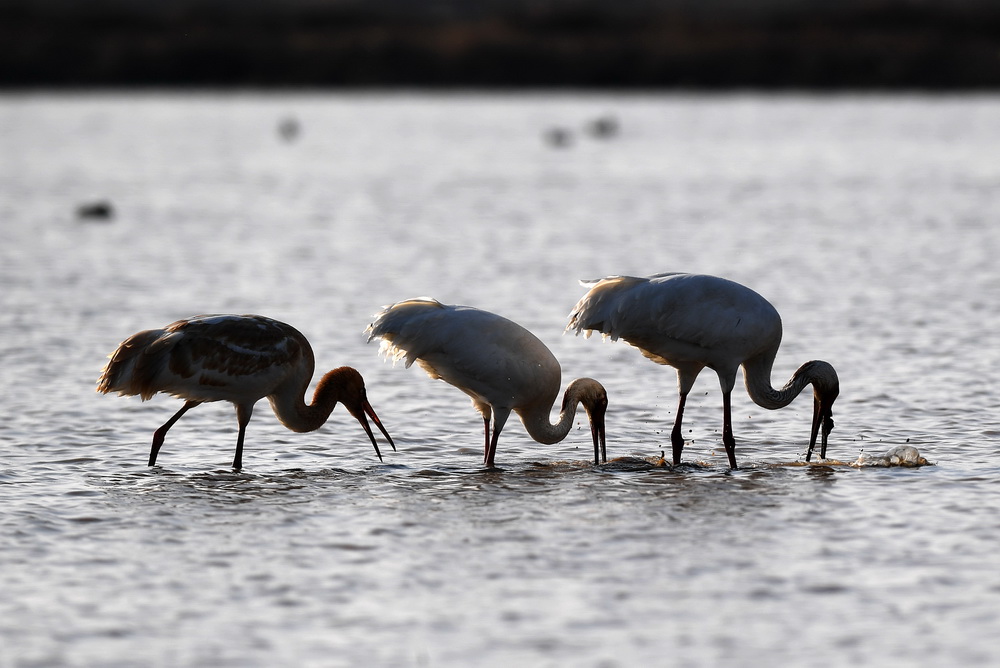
1, 93, 999, 666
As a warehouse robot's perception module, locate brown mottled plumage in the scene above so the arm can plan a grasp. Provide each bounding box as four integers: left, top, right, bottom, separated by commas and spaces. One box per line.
98, 314, 395, 468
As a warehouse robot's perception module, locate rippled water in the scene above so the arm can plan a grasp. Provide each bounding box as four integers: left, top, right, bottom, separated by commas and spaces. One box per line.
2, 93, 999, 666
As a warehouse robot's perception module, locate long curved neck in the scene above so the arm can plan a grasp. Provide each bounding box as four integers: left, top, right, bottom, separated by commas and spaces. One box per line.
268, 369, 343, 433
520, 387, 585, 445
742, 350, 815, 411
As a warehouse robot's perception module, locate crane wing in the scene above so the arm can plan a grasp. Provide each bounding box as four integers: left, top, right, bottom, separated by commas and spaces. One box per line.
98, 314, 307, 402
163, 315, 306, 385
367, 299, 560, 408
568, 273, 780, 365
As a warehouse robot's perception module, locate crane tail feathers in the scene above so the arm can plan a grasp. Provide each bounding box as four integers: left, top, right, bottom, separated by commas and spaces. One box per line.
366, 298, 450, 370
567, 275, 645, 338
374, 338, 419, 369
96, 328, 172, 400
578, 276, 612, 287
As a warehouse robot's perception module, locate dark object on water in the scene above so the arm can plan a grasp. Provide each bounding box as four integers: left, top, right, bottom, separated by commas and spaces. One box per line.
544, 127, 572, 148
77, 201, 113, 220
586, 115, 619, 139
278, 117, 300, 141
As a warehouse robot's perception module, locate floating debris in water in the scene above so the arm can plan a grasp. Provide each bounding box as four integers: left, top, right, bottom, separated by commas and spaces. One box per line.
585, 115, 619, 139
544, 127, 573, 148
851, 445, 930, 467
278, 117, 300, 142
77, 200, 113, 221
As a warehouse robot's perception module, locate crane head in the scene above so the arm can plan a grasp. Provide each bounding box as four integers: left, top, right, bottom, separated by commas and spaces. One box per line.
348, 392, 397, 463
324, 367, 397, 462
804, 361, 839, 462
568, 378, 609, 464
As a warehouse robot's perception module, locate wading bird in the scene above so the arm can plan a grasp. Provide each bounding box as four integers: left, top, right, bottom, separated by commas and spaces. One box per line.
567, 273, 838, 469
97, 314, 395, 469
366, 298, 608, 467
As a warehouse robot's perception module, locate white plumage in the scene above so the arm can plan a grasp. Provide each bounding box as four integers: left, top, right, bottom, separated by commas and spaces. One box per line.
367, 298, 608, 466
98, 314, 395, 468
568, 273, 839, 468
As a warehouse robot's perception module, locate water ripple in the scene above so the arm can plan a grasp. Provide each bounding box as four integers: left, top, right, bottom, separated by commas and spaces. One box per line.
2, 93, 1000, 667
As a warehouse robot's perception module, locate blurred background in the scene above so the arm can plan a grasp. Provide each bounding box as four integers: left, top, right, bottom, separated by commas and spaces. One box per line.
5, 3, 1000, 667
3, 0, 1000, 89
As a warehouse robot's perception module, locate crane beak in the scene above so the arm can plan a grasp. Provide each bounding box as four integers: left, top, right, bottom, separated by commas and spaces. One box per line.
588, 402, 608, 465
807, 393, 836, 462
350, 398, 396, 462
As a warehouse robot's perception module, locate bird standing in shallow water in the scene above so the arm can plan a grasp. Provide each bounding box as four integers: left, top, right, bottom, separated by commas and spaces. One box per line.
366, 298, 608, 467
97, 314, 395, 469
567, 273, 838, 469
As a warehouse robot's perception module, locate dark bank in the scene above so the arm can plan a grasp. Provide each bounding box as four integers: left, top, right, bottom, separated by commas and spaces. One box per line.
3, 0, 1000, 89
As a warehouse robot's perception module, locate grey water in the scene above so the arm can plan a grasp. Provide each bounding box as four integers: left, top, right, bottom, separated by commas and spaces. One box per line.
1, 93, 999, 667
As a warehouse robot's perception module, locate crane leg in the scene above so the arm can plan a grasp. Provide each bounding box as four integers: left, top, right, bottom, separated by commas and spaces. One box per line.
485, 409, 510, 468
482, 415, 491, 463
485, 430, 501, 468
232, 425, 247, 470
149, 400, 200, 466
232, 404, 254, 470
721, 391, 738, 470
671, 392, 688, 466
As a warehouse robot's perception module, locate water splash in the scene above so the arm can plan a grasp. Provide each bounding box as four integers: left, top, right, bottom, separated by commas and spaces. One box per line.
851, 445, 932, 468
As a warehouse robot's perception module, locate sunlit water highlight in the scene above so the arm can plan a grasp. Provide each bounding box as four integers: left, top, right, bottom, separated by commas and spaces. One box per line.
1, 93, 999, 666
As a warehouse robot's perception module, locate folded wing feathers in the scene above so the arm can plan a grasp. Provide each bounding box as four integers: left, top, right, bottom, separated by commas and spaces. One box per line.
567, 275, 647, 342
98, 315, 305, 402
97, 328, 176, 400
367, 298, 447, 370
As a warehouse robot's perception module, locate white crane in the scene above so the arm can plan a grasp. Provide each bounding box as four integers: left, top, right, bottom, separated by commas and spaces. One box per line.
568, 273, 838, 469
366, 298, 608, 467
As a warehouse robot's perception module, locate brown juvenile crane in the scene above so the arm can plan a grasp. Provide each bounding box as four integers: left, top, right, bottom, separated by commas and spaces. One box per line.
98, 314, 395, 469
